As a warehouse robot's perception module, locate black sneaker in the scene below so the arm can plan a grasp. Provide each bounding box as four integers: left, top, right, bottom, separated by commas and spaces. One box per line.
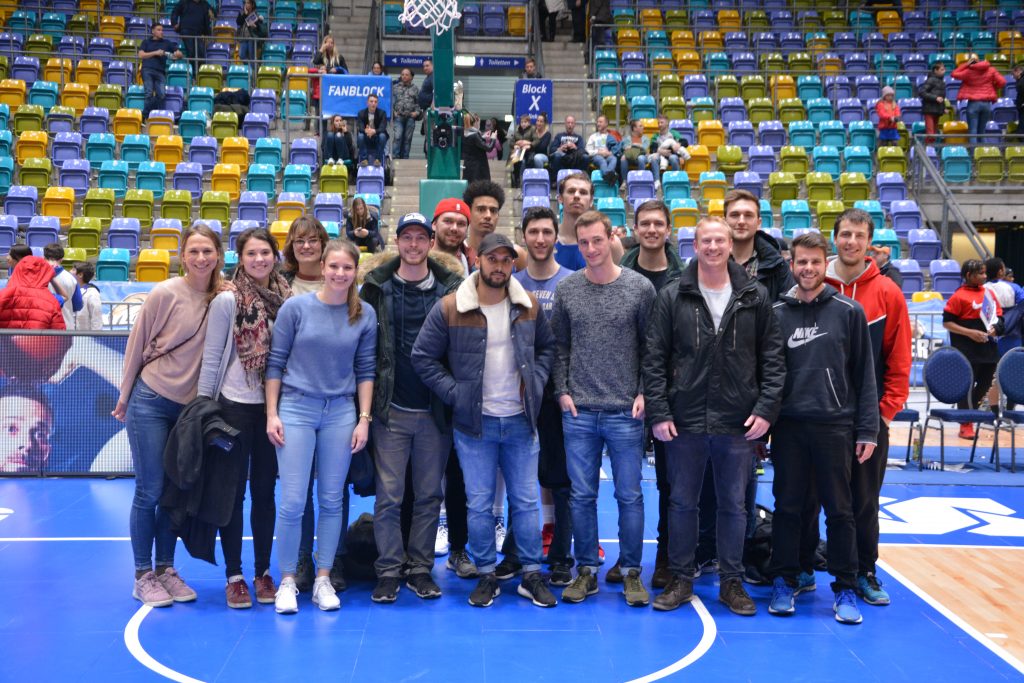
518, 571, 557, 607
406, 572, 442, 599
371, 576, 401, 603
549, 563, 573, 587
605, 560, 623, 584
561, 567, 598, 603
719, 577, 757, 616
653, 575, 694, 612
295, 553, 315, 593
495, 557, 523, 581
329, 557, 347, 593
468, 573, 501, 607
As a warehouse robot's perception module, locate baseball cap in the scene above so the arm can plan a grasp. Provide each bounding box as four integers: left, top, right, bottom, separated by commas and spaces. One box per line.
478, 233, 517, 258
433, 197, 471, 222
396, 212, 433, 238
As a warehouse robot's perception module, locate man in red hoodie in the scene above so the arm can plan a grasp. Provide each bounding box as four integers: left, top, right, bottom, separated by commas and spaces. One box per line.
0, 254, 67, 330
810, 207, 911, 608
952, 54, 1007, 146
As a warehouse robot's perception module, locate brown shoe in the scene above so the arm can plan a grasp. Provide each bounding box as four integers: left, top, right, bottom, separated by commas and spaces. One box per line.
719, 578, 756, 616
604, 560, 623, 584
226, 580, 253, 609
652, 562, 673, 590
253, 574, 277, 604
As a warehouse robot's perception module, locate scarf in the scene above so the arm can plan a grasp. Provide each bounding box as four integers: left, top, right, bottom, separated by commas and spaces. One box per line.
233, 267, 291, 387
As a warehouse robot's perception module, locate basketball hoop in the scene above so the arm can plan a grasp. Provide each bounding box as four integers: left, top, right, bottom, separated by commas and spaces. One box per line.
399, 0, 462, 32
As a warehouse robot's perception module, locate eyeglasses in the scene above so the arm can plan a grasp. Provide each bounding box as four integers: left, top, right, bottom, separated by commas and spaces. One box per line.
294, 238, 321, 247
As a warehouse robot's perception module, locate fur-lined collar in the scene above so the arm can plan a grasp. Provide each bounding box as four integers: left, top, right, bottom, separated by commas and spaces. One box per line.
455, 272, 533, 313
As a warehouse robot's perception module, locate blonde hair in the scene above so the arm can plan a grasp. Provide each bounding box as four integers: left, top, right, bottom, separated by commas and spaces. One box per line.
321, 239, 364, 325
181, 222, 225, 303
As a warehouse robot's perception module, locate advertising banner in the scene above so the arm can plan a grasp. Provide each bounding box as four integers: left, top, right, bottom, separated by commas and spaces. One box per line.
321, 75, 392, 118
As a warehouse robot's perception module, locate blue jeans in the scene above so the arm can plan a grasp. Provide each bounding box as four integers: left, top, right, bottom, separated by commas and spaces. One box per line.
126, 378, 184, 571
275, 390, 356, 575
966, 100, 993, 145
357, 131, 389, 164
392, 115, 416, 159
592, 153, 617, 176
532, 153, 549, 169
141, 69, 166, 119
453, 413, 542, 574
562, 408, 645, 572
238, 40, 256, 67
664, 432, 754, 582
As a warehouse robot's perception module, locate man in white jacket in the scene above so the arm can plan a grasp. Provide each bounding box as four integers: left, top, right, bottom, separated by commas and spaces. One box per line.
585, 114, 620, 187
72, 262, 103, 330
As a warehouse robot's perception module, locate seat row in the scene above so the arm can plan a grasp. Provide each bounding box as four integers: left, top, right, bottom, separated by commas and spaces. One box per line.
383, 1, 527, 37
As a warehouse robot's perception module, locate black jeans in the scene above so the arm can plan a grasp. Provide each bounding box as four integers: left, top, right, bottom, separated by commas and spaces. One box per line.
960, 361, 996, 411
217, 397, 278, 579
445, 444, 469, 552
653, 437, 670, 563
769, 419, 857, 591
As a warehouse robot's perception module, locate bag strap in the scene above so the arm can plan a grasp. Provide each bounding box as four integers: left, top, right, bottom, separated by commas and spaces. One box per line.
142, 301, 212, 369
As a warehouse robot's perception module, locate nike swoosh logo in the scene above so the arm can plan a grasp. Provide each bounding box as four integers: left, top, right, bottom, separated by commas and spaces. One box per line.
971, 301, 984, 310
787, 331, 829, 349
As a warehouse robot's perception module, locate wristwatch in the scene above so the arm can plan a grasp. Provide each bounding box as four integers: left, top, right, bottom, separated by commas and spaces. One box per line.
359, 412, 373, 422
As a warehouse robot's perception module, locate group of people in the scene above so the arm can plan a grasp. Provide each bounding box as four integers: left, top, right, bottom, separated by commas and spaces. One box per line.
0, 242, 102, 331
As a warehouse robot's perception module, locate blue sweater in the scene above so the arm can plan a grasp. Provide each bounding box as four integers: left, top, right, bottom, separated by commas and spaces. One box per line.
266, 292, 378, 399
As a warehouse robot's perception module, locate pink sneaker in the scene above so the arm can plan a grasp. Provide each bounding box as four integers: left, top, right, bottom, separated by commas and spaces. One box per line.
157, 568, 197, 602
133, 571, 173, 607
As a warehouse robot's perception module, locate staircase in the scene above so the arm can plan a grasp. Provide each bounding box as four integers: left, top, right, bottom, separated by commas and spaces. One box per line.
328, 0, 374, 71
541, 36, 594, 128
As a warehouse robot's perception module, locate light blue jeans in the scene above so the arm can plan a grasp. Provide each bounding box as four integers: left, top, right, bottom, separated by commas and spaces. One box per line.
454, 413, 542, 575
274, 390, 356, 575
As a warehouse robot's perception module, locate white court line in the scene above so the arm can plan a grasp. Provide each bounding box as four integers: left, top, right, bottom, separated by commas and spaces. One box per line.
624, 597, 717, 683
881, 543, 1024, 550
878, 559, 1024, 676
125, 605, 206, 683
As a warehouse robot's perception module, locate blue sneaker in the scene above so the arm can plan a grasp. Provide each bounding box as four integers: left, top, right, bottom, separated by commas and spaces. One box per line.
794, 571, 816, 596
857, 573, 891, 606
834, 589, 863, 624
768, 577, 795, 616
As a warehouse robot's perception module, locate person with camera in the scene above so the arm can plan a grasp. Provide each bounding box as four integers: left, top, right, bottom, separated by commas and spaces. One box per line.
875, 86, 902, 147
235, 0, 266, 68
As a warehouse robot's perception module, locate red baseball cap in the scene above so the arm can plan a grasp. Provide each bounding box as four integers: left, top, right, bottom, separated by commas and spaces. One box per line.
433, 198, 471, 222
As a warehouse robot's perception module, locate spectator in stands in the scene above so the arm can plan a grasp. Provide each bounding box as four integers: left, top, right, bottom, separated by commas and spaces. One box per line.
235, 0, 267, 68
650, 115, 689, 187
586, 114, 620, 187
875, 86, 901, 147
943, 259, 1003, 439
311, 35, 349, 133
462, 112, 492, 181
1014, 64, 1024, 134
113, 223, 226, 608
72, 262, 103, 331
538, 1, 558, 42
528, 113, 552, 172
585, 0, 611, 56
508, 113, 537, 186
522, 57, 543, 79
138, 22, 184, 119
484, 118, 506, 160
868, 245, 902, 289
322, 115, 355, 174
918, 63, 947, 144
345, 196, 384, 253
5, 243, 30, 273
370, 62, 385, 76
952, 54, 1006, 146
356, 93, 389, 167
170, 0, 214, 61
44, 243, 82, 330
265, 239, 376, 614
548, 115, 588, 176
282, 215, 328, 296
418, 59, 434, 154
198, 227, 291, 610
391, 68, 421, 160
0, 384, 53, 474
619, 119, 654, 190
0, 254, 66, 330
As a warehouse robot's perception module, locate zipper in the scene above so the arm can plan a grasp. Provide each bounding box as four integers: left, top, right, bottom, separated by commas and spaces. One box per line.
826, 368, 841, 407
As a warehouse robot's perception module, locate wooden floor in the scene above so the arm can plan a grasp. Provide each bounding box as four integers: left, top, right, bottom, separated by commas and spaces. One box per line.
881, 545, 1024, 662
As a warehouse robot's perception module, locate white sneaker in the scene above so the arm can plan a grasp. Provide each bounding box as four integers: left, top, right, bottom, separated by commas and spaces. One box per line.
275, 577, 299, 614
435, 518, 450, 557
312, 576, 340, 611
494, 516, 507, 551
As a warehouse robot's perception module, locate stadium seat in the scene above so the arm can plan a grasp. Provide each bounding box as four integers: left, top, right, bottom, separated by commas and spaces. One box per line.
909, 229, 943, 266
161, 189, 193, 223
238, 191, 269, 226
151, 218, 184, 253
201, 190, 232, 224
136, 249, 171, 281
26, 215, 61, 248
98, 159, 129, 197
839, 172, 870, 206
781, 200, 812, 233
283, 164, 313, 198
96, 247, 132, 280
66, 216, 101, 255
40, 186, 75, 229
769, 171, 799, 206
18, 157, 52, 191
806, 171, 836, 203
313, 193, 345, 224
211, 164, 242, 200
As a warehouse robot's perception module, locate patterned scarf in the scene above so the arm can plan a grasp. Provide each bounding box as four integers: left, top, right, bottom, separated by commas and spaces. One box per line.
233, 267, 291, 387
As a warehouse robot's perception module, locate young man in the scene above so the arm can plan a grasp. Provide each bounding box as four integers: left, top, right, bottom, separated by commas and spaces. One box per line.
138, 21, 184, 119
359, 212, 463, 604
585, 114, 620, 186
823, 208, 911, 607
768, 232, 878, 625
0, 385, 53, 474
413, 233, 558, 608
430, 197, 472, 275
548, 115, 588, 176
550, 210, 656, 607
170, 0, 214, 60
617, 200, 684, 589
43, 243, 82, 330
552, 173, 624, 271
643, 217, 785, 615
391, 68, 421, 160
619, 119, 654, 188
649, 115, 689, 185
522, 57, 543, 79
72, 261, 103, 331
918, 63, 947, 143
357, 93, 389, 166
723, 189, 795, 302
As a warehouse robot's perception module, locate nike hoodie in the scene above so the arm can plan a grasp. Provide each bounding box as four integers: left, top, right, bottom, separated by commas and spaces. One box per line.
773, 284, 880, 445
825, 256, 911, 423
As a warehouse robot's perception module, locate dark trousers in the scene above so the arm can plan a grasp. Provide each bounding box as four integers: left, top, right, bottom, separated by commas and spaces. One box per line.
652, 437, 670, 563
445, 444, 469, 551
768, 419, 857, 592
570, 0, 586, 41
180, 35, 206, 61
538, 1, 557, 40
218, 397, 278, 579
960, 361, 996, 412
695, 450, 759, 563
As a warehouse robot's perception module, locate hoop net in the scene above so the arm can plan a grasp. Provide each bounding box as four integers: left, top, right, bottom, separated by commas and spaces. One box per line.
399, 0, 462, 32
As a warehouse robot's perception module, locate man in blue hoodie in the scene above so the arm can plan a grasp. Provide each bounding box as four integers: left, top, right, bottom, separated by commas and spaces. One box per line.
766, 231, 878, 626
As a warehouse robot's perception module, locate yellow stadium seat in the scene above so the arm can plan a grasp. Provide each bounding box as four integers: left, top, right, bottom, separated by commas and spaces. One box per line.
146, 110, 175, 137
61, 82, 90, 115
270, 219, 290, 249
669, 30, 695, 49
136, 249, 171, 282
276, 195, 305, 223
113, 108, 143, 142
41, 186, 75, 229
211, 163, 241, 200
507, 5, 526, 36
0, 78, 25, 107
15, 129, 48, 164
639, 8, 662, 29
153, 135, 184, 166
717, 10, 741, 31
912, 291, 944, 303
220, 136, 250, 171
697, 119, 725, 152
707, 198, 724, 216
684, 144, 711, 183
43, 59, 72, 85
942, 120, 969, 146
75, 59, 104, 92
99, 15, 126, 40
673, 50, 701, 75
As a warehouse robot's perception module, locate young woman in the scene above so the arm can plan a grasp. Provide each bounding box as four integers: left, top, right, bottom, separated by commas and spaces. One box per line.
345, 196, 383, 253
943, 259, 1004, 440
281, 216, 330, 296
235, 0, 266, 67
322, 114, 355, 173
198, 228, 291, 609
462, 112, 491, 181
875, 86, 902, 147
527, 112, 552, 170
266, 239, 376, 613
508, 113, 537, 186
309, 34, 348, 131
114, 224, 226, 607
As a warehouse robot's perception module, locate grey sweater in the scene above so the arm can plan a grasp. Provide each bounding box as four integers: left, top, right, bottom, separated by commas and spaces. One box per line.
549, 268, 656, 411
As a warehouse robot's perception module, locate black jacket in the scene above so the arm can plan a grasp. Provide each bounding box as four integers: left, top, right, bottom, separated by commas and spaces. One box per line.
878, 259, 903, 289
918, 73, 948, 116
322, 129, 355, 163
171, 0, 213, 35
235, 10, 267, 38
772, 285, 879, 444
643, 260, 786, 435
745, 230, 796, 303
462, 128, 491, 181
359, 255, 462, 429
160, 397, 242, 564
357, 107, 388, 135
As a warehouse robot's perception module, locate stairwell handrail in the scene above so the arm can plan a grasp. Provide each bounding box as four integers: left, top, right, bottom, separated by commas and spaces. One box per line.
365, 0, 381, 74
529, 0, 544, 80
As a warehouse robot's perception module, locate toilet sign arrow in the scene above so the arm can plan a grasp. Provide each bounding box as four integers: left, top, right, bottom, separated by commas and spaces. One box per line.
879, 497, 1024, 536
0, 507, 12, 523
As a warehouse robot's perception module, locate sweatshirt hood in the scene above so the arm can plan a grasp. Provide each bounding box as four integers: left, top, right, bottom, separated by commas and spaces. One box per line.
825, 256, 882, 298
780, 283, 839, 306
9, 256, 56, 289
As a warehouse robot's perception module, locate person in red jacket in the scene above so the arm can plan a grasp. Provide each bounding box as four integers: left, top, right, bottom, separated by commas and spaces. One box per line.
799, 208, 911, 609
875, 86, 901, 147
943, 258, 1003, 439
952, 54, 1007, 146
0, 255, 67, 330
